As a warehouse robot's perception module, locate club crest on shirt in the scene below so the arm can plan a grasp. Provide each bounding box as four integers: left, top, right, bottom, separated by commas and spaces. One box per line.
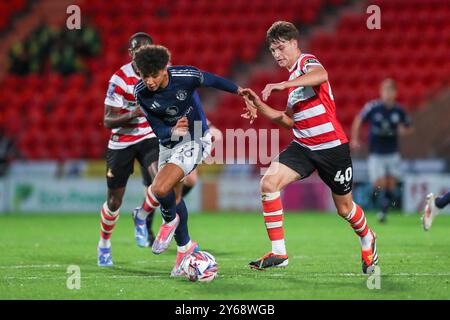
176, 90, 188, 101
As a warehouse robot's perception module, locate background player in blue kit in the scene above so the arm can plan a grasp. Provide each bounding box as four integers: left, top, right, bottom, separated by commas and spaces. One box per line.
133, 44, 244, 276
351, 79, 414, 223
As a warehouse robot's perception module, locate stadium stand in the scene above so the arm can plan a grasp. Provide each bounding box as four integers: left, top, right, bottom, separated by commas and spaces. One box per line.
213, 0, 450, 148
0, 0, 27, 31
0, 0, 449, 159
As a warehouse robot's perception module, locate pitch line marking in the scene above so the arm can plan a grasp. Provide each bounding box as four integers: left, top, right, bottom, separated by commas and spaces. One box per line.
3, 273, 450, 281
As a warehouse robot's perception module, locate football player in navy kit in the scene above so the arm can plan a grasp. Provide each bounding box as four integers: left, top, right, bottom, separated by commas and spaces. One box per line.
352, 78, 414, 223
133, 44, 244, 276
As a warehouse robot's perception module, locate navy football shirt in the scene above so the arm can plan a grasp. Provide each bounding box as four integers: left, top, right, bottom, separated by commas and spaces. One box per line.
360, 99, 411, 154
134, 66, 238, 147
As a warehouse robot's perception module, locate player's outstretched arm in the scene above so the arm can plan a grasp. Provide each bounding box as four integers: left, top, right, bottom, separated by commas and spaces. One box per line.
201, 71, 241, 94
242, 88, 294, 129
103, 104, 143, 129
261, 66, 328, 101
350, 114, 363, 150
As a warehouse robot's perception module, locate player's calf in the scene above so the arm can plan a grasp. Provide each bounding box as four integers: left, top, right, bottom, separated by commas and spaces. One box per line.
133, 186, 160, 247
98, 202, 119, 266
340, 200, 379, 274
98, 202, 120, 248
249, 191, 289, 270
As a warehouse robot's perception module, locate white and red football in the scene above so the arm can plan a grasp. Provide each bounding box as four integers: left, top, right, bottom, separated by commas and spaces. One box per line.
180, 251, 218, 283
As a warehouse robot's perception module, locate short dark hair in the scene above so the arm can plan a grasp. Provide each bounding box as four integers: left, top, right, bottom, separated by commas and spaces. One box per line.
133, 45, 170, 77
128, 32, 153, 52
266, 21, 299, 44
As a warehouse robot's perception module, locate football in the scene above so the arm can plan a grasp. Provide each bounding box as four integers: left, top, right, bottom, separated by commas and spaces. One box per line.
180, 251, 218, 283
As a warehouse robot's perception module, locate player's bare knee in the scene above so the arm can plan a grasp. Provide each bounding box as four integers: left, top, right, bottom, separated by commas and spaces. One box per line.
107, 197, 122, 212
152, 182, 171, 199
260, 176, 279, 193
336, 200, 353, 217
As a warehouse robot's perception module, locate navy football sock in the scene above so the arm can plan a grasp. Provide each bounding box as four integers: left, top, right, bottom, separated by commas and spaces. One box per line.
174, 199, 190, 247
435, 191, 450, 209
378, 190, 390, 213
155, 190, 176, 223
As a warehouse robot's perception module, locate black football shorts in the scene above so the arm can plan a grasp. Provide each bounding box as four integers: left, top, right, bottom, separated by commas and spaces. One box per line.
106, 137, 160, 189
276, 141, 353, 195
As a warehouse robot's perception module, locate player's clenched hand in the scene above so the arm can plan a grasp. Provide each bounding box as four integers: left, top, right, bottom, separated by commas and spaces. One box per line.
130, 106, 144, 118
262, 82, 286, 101
172, 116, 189, 137
350, 139, 361, 150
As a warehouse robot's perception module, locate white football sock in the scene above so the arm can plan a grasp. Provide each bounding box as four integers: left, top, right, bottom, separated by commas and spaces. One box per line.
177, 240, 192, 253
272, 239, 286, 255
137, 207, 150, 221
359, 231, 374, 250
98, 238, 111, 249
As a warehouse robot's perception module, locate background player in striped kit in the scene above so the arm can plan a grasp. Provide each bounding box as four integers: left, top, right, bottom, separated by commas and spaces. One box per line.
98, 32, 159, 267
241, 21, 378, 274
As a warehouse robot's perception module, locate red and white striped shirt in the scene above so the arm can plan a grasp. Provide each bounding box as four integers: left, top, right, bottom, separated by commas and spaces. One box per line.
287, 53, 348, 150
104, 62, 156, 149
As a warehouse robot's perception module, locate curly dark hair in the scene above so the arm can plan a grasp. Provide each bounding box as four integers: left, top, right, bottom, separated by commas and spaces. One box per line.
266, 21, 299, 44
133, 45, 170, 78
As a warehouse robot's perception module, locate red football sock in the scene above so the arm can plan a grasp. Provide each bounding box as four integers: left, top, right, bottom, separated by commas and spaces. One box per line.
100, 202, 120, 240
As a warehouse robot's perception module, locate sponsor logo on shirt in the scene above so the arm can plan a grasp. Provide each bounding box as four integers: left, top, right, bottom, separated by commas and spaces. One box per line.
166, 106, 179, 116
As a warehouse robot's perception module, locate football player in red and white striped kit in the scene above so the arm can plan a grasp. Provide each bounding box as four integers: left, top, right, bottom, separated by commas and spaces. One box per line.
98, 32, 160, 266
242, 21, 378, 274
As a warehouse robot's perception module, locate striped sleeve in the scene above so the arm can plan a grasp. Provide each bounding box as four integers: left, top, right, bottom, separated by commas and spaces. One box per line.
300, 55, 323, 74
104, 74, 127, 108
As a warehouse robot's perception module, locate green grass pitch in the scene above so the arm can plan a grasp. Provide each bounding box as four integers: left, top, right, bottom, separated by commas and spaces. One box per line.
0, 211, 449, 299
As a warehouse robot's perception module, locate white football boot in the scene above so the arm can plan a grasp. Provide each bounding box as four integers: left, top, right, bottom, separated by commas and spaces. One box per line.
422, 193, 439, 231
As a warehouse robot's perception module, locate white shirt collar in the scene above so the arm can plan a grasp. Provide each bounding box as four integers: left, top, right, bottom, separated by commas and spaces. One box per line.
288, 54, 303, 73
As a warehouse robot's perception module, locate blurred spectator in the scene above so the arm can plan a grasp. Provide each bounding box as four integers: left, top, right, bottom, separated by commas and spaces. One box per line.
0, 128, 20, 177
8, 42, 30, 75
9, 23, 101, 75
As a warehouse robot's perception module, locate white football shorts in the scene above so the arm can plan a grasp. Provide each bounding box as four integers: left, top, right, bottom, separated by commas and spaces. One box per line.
158, 132, 212, 176
367, 152, 402, 183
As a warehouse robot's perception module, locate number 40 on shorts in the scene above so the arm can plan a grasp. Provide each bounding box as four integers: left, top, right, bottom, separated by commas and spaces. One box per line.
334, 167, 352, 184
